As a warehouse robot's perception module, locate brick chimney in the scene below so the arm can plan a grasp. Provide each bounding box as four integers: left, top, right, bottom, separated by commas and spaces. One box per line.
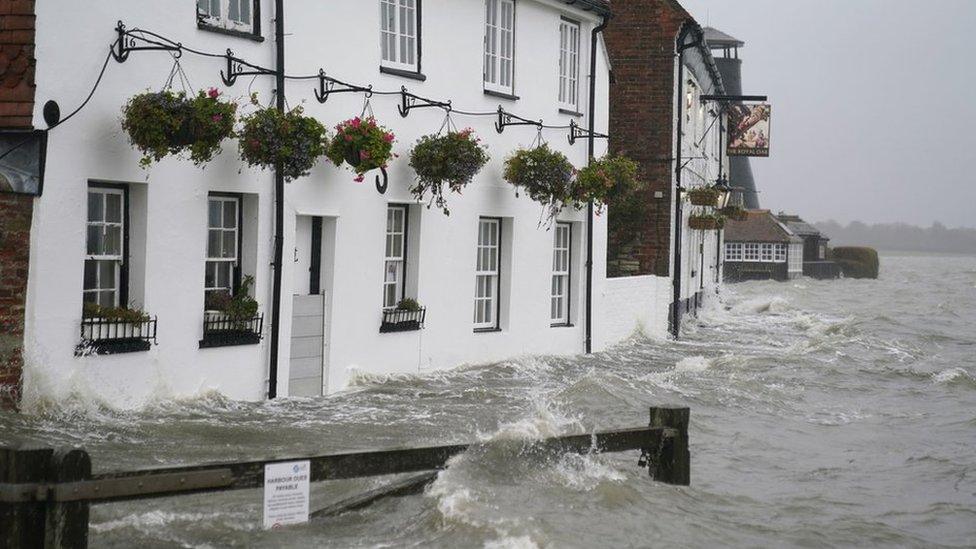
603, 0, 692, 278
0, 0, 37, 410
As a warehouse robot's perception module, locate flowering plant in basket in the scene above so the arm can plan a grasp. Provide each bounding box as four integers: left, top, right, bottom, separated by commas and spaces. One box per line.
326, 117, 396, 182
688, 213, 726, 231
408, 129, 489, 215
121, 88, 237, 168
687, 187, 720, 207
239, 100, 328, 182
720, 205, 748, 221
570, 155, 641, 211
503, 144, 575, 222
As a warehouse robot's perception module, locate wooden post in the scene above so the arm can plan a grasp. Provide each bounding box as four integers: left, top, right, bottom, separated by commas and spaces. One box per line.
0, 446, 54, 548
648, 406, 690, 486
45, 449, 92, 549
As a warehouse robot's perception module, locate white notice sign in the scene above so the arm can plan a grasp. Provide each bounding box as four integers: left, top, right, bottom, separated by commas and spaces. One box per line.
263, 460, 310, 529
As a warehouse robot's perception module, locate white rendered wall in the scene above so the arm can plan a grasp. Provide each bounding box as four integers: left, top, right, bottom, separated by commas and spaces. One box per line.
24, 0, 617, 406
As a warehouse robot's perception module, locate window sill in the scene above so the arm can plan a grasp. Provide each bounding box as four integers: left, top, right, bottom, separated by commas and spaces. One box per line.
380, 66, 427, 82
550, 323, 575, 328
75, 339, 151, 356
199, 331, 262, 349
559, 108, 584, 118
473, 327, 502, 334
197, 22, 264, 42
484, 89, 520, 102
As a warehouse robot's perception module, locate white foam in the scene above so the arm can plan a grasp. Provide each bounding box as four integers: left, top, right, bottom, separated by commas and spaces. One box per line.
674, 355, 712, 373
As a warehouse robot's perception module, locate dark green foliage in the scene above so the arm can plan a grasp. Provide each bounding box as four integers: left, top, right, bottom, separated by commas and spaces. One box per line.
408, 129, 490, 215
326, 117, 396, 181
830, 247, 880, 279
82, 302, 150, 322
572, 155, 642, 210
503, 144, 575, 223
205, 275, 259, 319
121, 89, 237, 168
720, 205, 748, 221
396, 297, 422, 312
239, 102, 328, 182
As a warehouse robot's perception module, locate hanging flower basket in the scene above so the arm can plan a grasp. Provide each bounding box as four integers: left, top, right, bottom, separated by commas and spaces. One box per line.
503, 144, 575, 222
326, 117, 396, 183
689, 213, 726, 231
720, 205, 748, 221
122, 89, 237, 168
687, 187, 720, 207
570, 155, 642, 209
408, 129, 490, 216
239, 103, 328, 182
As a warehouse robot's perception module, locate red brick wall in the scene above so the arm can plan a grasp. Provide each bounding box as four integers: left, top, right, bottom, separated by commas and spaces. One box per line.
604, 0, 690, 277
0, 0, 36, 409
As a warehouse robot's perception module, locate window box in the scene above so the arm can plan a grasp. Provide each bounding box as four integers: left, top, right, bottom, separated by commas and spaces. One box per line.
199, 312, 264, 348
380, 307, 426, 333
76, 316, 157, 356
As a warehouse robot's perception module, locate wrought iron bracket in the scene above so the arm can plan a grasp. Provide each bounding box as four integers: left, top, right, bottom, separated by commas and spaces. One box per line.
398, 87, 450, 117
375, 167, 389, 195
495, 107, 542, 134
568, 120, 609, 146
315, 70, 373, 103
220, 49, 276, 87
111, 21, 182, 63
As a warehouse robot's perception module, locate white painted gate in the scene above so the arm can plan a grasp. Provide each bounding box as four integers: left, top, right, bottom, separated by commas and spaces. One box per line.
289, 292, 328, 397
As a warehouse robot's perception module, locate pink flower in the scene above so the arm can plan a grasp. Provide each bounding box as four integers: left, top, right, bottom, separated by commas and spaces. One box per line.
212, 114, 223, 123
344, 134, 353, 142
351, 117, 362, 128
359, 150, 370, 160
383, 132, 395, 143
353, 175, 365, 183
208, 88, 220, 99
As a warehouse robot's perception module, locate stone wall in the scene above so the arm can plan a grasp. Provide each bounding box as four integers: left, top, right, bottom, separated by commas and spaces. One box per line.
0, 0, 36, 409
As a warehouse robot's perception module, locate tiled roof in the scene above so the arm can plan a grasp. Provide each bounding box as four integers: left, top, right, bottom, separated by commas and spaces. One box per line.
703, 26, 744, 48
725, 210, 801, 243
775, 214, 824, 237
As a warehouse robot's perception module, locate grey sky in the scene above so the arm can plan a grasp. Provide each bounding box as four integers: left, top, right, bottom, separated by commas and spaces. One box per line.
678, 0, 976, 228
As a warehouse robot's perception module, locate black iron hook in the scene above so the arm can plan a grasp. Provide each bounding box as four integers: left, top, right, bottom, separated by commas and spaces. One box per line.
375, 167, 389, 194
220, 49, 237, 86
111, 21, 129, 62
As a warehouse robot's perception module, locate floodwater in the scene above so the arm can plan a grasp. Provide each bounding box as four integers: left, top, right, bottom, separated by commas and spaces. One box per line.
2, 252, 975, 548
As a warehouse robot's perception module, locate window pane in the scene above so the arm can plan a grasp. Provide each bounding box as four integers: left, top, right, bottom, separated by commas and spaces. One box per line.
84, 260, 97, 291
222, 231, 236, 258
88, 192, 102, 222
98, 261, 116, 290
105, 193, 122, 223
105, 226, 122, 256
209, 200, 221, 228
98, 290, 115, 308
223, 200, 237, 229
208, 230, 221, 258
87, 226, 103, 256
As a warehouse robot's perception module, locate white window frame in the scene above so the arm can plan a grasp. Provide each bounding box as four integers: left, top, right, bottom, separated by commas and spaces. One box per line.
484, 0, 516, 95
774, 244, 787, 262
743, 243, 761, 262
380, 0, 420, 72
724, 242, 743, 262
474, 218, 501, 331
551, 222, 572, 325
198, 0, 255, 34
205, 195, 240, 299
761, 243, 775, 262
558, 18, 581, 111
84, 187, 125, 308
383, 205, 408, 309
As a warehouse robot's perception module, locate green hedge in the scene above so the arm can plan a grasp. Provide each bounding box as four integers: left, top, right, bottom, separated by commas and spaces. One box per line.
830, 246, 879, 279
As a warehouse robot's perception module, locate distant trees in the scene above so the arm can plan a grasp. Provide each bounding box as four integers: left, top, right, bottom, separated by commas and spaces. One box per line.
815, 220, 976, 255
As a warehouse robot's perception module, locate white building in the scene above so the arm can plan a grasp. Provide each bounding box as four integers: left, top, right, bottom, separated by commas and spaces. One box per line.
20, 0, 657, 407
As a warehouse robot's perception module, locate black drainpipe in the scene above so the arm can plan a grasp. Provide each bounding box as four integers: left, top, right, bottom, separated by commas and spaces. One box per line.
585, 13, 610, 355
670, 24, 702, 339
267, 0, 285, 399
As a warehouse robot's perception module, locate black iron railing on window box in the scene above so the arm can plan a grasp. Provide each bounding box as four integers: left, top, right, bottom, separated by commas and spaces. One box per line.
76, 316, 158, 356
379, 307, 426, 333
199, 313, 264, 348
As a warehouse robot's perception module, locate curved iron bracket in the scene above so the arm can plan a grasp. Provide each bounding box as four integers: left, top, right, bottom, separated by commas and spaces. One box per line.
220, 49, 276, 87
111, 21, 182, 63
398, 87, 451, 118
315, 70, 373, 104
495, 106, 542, 134
375, 167, 389, 195
568, 119, 609, 146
